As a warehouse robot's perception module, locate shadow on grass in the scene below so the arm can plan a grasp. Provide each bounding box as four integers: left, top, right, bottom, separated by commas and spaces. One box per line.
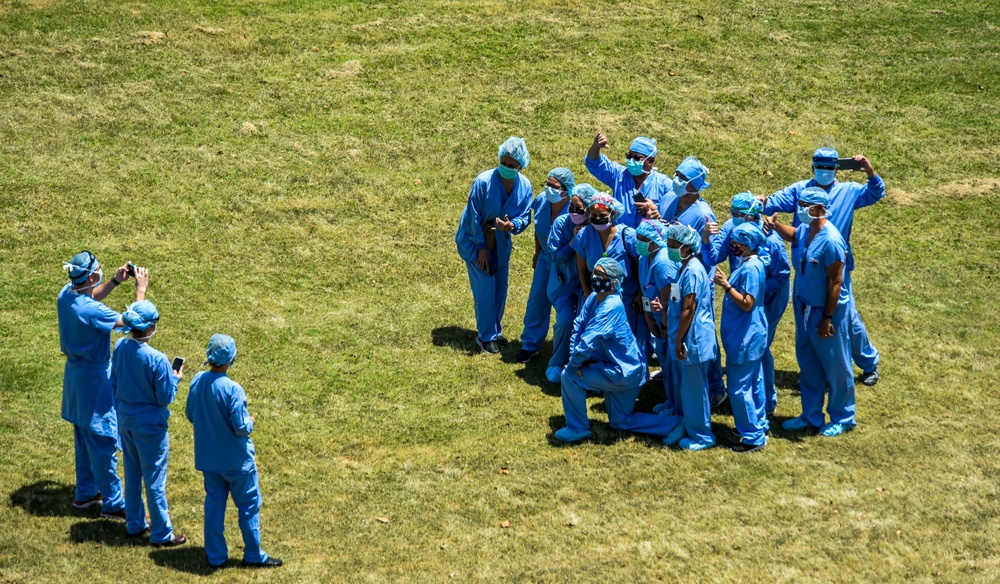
431, 325, 479, 355
545, 411, 675, 449
507, 340, 559, 397
775, 369, 800, 391
69, 519, 130, 546
149, 546, 230, 576
10, 480, 84, 517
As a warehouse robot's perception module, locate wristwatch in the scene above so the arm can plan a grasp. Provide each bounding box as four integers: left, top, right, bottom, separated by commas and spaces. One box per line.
822, 311, 833, 319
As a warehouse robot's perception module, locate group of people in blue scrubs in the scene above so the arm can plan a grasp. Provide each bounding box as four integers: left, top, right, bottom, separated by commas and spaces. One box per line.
57, 252, 282, 569
456, 135, 885, 452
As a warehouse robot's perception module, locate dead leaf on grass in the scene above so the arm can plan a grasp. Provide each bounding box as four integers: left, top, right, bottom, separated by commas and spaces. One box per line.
500, 520, 510, 528
377, 517, 389, 524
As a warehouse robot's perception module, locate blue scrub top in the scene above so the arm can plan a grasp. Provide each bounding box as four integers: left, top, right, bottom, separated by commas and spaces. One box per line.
669, 198, 716, 237
547, 214, 582, 300
584, 154, 676, 228
666, 259, 717, 364
531, 194, 569, 256
57, 284, 120, 436
639, 249, 678, 321
793, 222, 850, 308
185, 371, 256, 473
571, 225, 639, 302
763, 175, 885, 270
565, 293, 646, 387
455, 168, 534, 269
702, 219, 792, 305
111, 338, 179, 430
720, 256, 768, 365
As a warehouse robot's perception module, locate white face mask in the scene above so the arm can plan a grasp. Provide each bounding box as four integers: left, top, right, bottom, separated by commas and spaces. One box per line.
131, 328, 156, 343
797, 205, 818, 224
73, 269, 103, 292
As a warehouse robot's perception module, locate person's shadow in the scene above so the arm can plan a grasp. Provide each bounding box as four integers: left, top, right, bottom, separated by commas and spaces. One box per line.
68, 520, 130, 546
9, 480, 80, 517
431, 325, 479, 356
149, 546, 231, 576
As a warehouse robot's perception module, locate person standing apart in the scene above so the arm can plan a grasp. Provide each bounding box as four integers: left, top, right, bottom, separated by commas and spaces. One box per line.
455, 137, 534, 354
58, 251, 145, 518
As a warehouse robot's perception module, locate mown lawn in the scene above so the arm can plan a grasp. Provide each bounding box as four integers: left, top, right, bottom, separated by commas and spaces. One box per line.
1, 0, 999, 581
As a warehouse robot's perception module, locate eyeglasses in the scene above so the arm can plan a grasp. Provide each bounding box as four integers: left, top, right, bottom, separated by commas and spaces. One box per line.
625, 153, 649, 161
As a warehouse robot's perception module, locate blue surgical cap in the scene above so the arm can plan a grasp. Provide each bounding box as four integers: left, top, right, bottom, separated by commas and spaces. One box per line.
629, 137, 658, 158
205, 334, 238, 366
118, 300, 159, 333
731, 222, 767, 251
636, 219, 668, 248
731, 192, 764, 217
498, 136, 529, 169
676, 156, 711, 191
800, 186, 831, 206
548, 167, 575, 193
813, 147, 839, 167
667, 223, 702, 254
64, 250, 99, 284
572, 183, 598, 205
595, 256, 625, 281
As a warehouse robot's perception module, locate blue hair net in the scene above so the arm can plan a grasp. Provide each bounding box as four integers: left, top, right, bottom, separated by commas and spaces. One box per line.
636, 219, 668, 248
666, 223, 702, 254
588, 193, 626, 224
676, 156, 711, 191
118, 300, 159, 333
64, 250, 100, 284
800, 186, 831, 206
731, 222, 766, 251
595, 256, 625, 281
813, 147, 839, 166
572, 183, 598, 205
548, 167, 575, 193
205, 334, 238, 366
629, 137, 657, 158
498, 136, 529, 169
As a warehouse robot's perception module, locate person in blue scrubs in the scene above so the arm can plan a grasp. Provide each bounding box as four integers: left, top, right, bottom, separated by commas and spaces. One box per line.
763, 147, 884, 386
571, 193, 648, 364
554, 258, 684, 444
710, 223, 770, 453
635, 219, 680, 415
666, 157, 727, 406
455, 136, 534, 354
57, 251, 146, 518
584, 133, 672, 227
767, 187, 856, 437
517, 167, 576, 364
111, 300, 187, 546
702, 193, 791, 413
543, 183, 595, 383
662, 224, 718, 451
186, 335, 282, 569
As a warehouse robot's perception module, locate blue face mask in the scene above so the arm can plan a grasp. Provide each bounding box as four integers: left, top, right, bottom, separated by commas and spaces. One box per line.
625, 157, 647, 176
672, 176, 690, 197
545, 186, 567, 203
814, 167, 836, 186
497, 164, 519, 180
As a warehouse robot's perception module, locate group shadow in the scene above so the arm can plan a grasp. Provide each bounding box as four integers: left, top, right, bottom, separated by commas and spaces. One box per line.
149, 546, 233, 576
10, 480, 84, 518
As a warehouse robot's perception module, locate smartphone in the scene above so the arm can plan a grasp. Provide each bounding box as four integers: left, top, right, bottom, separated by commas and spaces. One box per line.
127, 262, 136, 276
836, 158, 861, 171
632, 192, 647, 203
172, 356, 185, 373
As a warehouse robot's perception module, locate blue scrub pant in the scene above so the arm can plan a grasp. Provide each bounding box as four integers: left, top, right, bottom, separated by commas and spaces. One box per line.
547, 292, 578, 369
466, 260, 510, 343
623, 300, 650, 365
726, 358, 767, 446
651, 334, 681, 415
203, 468, 268, 567
763, 282, 790, 412
707, 287, 726, 397
121, 426, 173, 542
73, 425, 124, 513
520, 255, 553, 352
560, 366, 680, 436
795, 303, 856, 428
676, 360, 715, 446
844, 272, 879, 372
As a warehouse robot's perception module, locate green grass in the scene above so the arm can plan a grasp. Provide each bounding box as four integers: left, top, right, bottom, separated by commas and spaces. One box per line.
1, 0, 999, 581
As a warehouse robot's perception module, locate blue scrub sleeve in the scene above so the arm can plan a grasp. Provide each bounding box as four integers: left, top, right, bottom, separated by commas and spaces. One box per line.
622, 227, 639, 259
853, 175, 885, 210
510, 178, 534, 235
764, 238, 791, 298
466, 179, 489, 251
737, 262, 763, 300
584, 153, 625, 190
153, 356, 180, 407
228, 386, 254, 437
824, 234, 848, 267
185, 372, 202, 423
567, 312, 614, 370
548, 220, 576, 264
83, 300, 121, 333
764, 182, 801, 215
701, 221, 732, 267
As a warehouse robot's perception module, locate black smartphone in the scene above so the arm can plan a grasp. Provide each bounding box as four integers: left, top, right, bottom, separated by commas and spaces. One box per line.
172, 356, 185, 373
836, 158, 861, 171
127, 262, 136, 276
632, 192, 647, 203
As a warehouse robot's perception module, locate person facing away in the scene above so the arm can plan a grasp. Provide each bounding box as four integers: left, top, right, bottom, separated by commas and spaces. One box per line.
57, 250, 147, 519
186, 334, 282, 569
110, 299, 187, 546
455, 136, 534, 354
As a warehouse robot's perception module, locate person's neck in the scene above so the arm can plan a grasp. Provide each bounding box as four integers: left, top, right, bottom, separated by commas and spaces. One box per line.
501, 176, 515, 194
810, 217, 827, 235
71, 285, 94, 297
551, 198, 569, 213
598, 225, 616, 243
596, 291, 614, 303
632, 172, 648, 189
677, 193, 699, 210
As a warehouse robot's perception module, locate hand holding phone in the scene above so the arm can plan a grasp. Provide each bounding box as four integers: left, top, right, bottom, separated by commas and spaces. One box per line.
836, 158, 861, 171
172, 356, 185, 376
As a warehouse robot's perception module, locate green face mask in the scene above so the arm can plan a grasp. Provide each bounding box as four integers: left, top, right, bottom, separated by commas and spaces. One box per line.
636, 241, 651, 257
497, 165, 519, 180
667, 247, 683, 262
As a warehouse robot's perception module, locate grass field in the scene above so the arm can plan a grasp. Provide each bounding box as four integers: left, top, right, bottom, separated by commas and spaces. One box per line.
1, 0, 999, 581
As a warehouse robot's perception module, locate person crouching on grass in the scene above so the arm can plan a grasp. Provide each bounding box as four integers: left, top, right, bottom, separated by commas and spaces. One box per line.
185, 334, 282, 569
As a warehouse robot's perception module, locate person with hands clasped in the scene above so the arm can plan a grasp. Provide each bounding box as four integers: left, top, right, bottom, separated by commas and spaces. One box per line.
662, 225, 718, 451
766, 187, 856, 438
455, 136, 534, 354
58, 251, 147, 519
584, 132, 670, 228
111, 297, 187, 546
710, 223, 770, 453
